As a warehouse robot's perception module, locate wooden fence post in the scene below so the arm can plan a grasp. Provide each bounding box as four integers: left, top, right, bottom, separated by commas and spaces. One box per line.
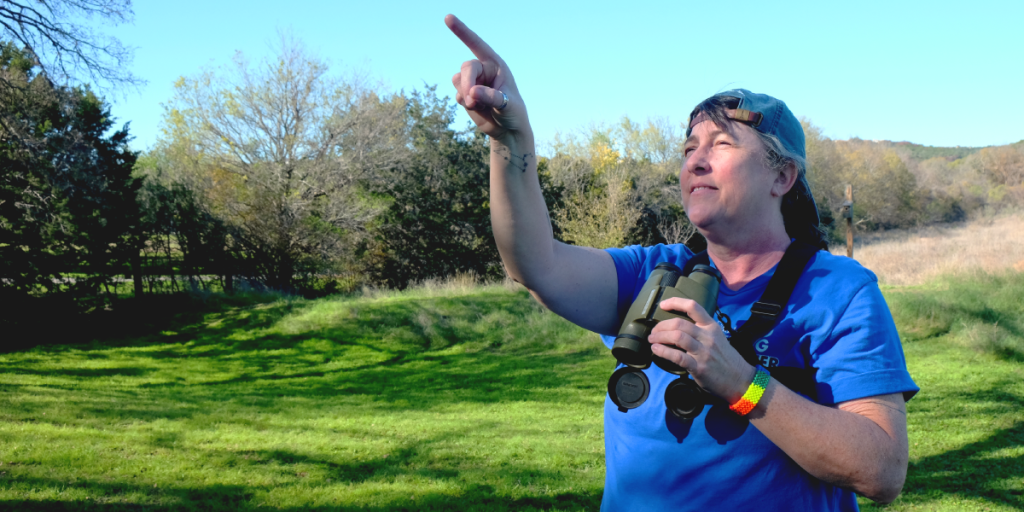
844, 185, 854, 258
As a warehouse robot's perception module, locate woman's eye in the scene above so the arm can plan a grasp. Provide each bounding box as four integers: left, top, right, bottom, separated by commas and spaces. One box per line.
683, 147, 695, 156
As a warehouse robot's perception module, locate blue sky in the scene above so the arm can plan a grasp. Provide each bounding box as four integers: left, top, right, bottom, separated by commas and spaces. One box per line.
109, 0, 1023, 153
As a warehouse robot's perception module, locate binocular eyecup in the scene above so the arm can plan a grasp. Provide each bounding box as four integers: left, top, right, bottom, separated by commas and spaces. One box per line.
664, 376, 710, 419
607, 262, 722, 420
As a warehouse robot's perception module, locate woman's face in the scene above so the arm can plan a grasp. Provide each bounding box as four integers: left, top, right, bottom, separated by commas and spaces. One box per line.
680, 119, 782, 234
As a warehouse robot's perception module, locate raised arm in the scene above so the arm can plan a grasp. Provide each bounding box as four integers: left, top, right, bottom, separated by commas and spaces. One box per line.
445, 14, 620, 334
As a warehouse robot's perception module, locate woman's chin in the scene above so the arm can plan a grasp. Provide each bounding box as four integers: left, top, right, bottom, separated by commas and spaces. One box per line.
684, 212, 718, 233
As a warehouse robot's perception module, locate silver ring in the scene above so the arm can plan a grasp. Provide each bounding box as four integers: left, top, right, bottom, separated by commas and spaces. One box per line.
496, 92, 508, 111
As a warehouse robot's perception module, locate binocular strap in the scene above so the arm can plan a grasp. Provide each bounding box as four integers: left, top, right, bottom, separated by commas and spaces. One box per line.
683, 241, 821, 402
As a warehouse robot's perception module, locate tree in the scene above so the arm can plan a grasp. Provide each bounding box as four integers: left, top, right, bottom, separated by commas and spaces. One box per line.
803, 120, 921, 233
132, 153, 236, 294
158, 35, 409, 290
0, 41, 139, 306
360, 89, 500, 287
0, 0, 139, 92
545, 116, 697, 249
964, 143, 1024, 206
546, 147, 644, 248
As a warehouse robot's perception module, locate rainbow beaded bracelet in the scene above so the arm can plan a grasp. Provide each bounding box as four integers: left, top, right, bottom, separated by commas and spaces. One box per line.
729, 366, 770, 416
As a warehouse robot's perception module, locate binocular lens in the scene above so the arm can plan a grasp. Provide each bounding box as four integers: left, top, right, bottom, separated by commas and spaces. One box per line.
664, 378, 707, 420
607, 367, 650, 412
611, 335, 651, 368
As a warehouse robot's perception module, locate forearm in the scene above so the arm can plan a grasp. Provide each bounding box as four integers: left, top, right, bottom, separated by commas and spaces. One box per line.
488, 133, 620, 333
488, 132, 557, 286
749, 382, 909, 503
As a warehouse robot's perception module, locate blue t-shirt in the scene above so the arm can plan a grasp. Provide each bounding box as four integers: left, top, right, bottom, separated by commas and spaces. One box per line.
599, 243, 919, 512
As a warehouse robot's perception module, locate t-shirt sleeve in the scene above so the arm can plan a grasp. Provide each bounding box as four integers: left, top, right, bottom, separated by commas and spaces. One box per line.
605, 245, 647, 323
810, 282, 919, 404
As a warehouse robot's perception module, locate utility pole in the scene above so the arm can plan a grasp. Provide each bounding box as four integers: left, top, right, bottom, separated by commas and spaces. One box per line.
843, 185, 854, 258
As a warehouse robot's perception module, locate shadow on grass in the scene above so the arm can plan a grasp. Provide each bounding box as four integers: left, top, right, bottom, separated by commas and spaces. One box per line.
19, 283, 1020, 510
897, 422, 1024, 509
0, 490, 600, 512
0, 344, 604, 429
1, 367, 154, 378
880, 382, 1024, 510
0, 292, 295, 353
0, 286, 601, 428
233, 427, 476, 484
0, 289, 607, 510
6, 426, 600, 512
889, 273, 1024, 363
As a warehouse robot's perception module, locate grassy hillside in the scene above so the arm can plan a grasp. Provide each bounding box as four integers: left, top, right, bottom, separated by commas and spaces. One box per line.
0, 284, 608, 511
1, 272, 1023, 511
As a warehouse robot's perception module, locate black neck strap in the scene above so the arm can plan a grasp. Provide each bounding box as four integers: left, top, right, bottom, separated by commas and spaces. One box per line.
683, 241, 820, 398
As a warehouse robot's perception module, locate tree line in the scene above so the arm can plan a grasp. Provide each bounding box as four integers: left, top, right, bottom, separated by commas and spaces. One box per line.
804, 124, 1024, 235
4, 35, 1024, 319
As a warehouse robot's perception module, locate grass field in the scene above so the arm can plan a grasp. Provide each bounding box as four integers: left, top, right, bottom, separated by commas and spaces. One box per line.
0, 283, 609, 511
2, 261, 1024, 510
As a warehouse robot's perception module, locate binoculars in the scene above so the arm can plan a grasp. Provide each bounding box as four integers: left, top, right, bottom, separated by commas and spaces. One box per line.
608, 262, 722, 419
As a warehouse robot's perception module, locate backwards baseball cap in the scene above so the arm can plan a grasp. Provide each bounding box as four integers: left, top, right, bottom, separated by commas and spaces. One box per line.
687, 89, 820, 227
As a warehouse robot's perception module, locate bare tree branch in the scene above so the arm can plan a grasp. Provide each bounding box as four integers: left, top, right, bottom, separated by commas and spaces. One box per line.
0, 0, 141, 93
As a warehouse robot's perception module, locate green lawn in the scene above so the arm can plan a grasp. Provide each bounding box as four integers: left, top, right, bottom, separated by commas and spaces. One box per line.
1, 273, 1022, 511
865, 272, 1024, 511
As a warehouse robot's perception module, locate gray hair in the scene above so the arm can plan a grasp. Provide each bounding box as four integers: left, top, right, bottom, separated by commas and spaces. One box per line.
753, 129, 828, 250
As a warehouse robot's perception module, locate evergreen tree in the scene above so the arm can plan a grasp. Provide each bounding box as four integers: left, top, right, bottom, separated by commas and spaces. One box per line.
361, 90, 497, 287
0, 42, 140, 309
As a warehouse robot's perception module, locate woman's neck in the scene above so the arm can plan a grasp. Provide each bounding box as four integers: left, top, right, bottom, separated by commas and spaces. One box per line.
704, 225, 792, 291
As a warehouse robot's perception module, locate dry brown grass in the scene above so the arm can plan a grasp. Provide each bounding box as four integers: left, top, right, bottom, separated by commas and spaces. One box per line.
831, 211, 1024, 286
358, 271, 525, 300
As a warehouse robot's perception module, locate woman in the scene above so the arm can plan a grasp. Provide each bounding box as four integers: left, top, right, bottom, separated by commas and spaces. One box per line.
444, 14, 917, 511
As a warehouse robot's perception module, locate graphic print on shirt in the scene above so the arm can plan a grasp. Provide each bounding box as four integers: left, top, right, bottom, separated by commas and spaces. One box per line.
754, 337, 780, 368
755, 338, 770, 352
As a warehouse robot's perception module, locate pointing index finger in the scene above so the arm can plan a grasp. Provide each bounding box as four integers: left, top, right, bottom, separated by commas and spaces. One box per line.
445, 14, 500, 63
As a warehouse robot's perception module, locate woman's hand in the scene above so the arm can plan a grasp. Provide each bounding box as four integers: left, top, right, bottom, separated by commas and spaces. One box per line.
445, 14, 531, 143
648, 298, 756, 403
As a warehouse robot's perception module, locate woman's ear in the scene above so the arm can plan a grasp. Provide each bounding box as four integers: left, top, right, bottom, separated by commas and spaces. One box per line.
771, 161, 799, 198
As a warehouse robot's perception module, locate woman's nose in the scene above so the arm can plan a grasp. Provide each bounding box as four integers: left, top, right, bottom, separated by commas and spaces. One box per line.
683, 145, 710, 175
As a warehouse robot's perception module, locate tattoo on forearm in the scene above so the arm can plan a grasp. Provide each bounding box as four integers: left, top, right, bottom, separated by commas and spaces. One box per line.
495, 146, 533, 172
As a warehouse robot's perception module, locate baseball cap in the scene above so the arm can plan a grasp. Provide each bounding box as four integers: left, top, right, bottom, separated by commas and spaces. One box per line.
688, 89, 820, 227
